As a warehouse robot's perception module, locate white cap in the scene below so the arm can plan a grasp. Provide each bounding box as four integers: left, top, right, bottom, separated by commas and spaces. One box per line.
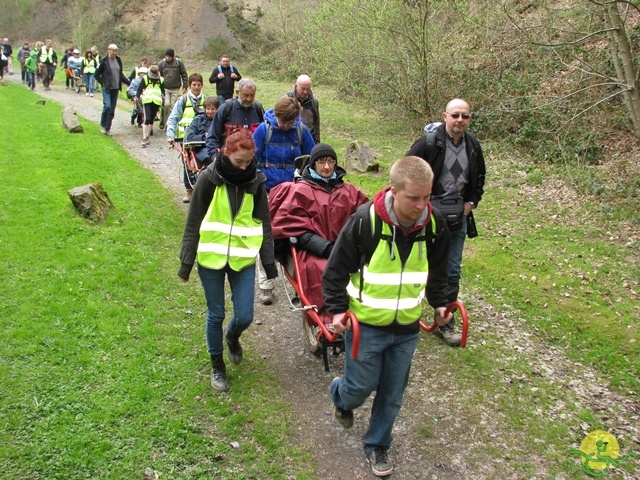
138, 67, 148, 74
107, 43, 118, 50
73, 49, 80, 54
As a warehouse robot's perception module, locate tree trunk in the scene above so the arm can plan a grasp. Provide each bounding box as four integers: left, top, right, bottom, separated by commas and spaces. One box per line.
605, 2, 640, 136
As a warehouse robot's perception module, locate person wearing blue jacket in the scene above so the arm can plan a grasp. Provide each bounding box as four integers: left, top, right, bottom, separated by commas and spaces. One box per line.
253, 96, 315, 191
252, 95, 315, 305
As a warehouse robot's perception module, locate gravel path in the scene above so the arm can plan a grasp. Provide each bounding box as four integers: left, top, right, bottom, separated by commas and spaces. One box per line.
10, 75, 639, 479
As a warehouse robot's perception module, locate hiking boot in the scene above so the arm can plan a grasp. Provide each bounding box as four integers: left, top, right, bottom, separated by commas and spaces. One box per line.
334, 405, 354, 428
225, 330, 243, 365
434, 328, 462, 347
210, 354, 229, 391
183, 189, 193, 203
159, 122, 164, 130
260, 289, 273, 305
366, 447, 393, 477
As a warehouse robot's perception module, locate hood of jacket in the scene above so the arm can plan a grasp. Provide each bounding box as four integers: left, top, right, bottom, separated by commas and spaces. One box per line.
299, 164, 346, 188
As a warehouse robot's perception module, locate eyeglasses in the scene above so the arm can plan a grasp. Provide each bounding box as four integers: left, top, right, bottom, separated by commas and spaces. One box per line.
316, 159, 336, 166
448, 113, 471, 120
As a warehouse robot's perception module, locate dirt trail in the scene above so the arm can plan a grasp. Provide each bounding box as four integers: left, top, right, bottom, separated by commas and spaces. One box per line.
10, 75, 639, 479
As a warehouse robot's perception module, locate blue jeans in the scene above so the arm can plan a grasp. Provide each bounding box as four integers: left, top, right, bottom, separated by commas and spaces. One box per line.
101, 88, 120, 131
197, 264, 256, 356
330, 325, 420, 453
26, 71, 35, 89
441, 215, 468, 332
84, 73, 95, 93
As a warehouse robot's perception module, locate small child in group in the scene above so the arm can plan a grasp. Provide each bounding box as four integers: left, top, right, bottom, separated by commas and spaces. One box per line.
185, 96, 220, 165
127, 67, 147, 128
24, 49, 38, 90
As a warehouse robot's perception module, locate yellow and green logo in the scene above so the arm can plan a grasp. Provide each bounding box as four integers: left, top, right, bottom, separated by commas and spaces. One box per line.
570, 430, 638, 476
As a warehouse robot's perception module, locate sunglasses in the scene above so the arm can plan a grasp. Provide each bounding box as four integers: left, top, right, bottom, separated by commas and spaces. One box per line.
448, 113, 471, 120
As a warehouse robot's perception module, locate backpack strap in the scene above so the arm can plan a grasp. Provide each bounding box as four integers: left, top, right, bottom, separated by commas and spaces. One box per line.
425, 130, 438, 164
218, 64, 236, 75
254, 101, 265, 123
264, 122, 303, 147
261, 122, 305, 167
359, 203, 436, 268
221, 98, 235, 125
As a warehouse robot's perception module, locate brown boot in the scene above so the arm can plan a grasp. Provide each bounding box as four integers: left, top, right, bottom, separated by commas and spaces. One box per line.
183, 189, 193, 203
260, 288, 273, 305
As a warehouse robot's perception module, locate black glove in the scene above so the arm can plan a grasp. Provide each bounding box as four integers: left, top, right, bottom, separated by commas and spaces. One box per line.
263, 263, 278, 280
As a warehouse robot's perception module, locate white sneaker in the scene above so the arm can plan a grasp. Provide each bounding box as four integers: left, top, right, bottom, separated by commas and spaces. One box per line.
90, 93, 93, 97
85, 93, 89, 96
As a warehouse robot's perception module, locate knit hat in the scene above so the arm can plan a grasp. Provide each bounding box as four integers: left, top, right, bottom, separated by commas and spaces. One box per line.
138, 66, 148, 75
309, 143, 337, 167
165, 48, 175, 57
148, 65, 160, 79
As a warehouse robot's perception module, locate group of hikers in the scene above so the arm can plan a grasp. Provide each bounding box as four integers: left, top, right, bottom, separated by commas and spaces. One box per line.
14, 39, 486, 477
4, 38, 101, 93
169, 49, 485, 477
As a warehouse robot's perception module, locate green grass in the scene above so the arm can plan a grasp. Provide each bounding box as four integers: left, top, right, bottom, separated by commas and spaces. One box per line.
0, 83, 312, 479
3, 63, 639, 478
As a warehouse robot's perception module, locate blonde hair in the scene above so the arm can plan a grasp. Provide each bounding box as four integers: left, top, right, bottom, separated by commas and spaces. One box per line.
390, 156, 434, 191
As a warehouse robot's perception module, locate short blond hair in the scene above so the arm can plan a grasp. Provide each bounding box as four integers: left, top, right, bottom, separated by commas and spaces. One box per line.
390, 156, 434, 191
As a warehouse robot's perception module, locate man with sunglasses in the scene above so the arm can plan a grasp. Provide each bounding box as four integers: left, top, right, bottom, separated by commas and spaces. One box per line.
406, 98, 486, 346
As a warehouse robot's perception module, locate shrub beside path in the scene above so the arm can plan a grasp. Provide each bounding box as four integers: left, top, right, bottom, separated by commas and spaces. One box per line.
9, 75, 640, 479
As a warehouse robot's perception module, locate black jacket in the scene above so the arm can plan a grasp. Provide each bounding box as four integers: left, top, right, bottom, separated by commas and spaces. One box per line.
287, 91, 320, 143
95, 56, 130, 91
322, 189, 450, 333
178, 154, 276, 280
209, 64, 242, 99
206, 99, 265, 155
407, 123, 485, 206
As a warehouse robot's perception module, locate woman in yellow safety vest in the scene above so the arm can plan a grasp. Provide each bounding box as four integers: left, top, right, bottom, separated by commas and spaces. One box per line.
178, 128, 277, 392
137, 64, 164, 147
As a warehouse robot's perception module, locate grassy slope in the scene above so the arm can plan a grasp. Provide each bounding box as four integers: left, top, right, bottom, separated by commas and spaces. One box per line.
0, 83, 311, 479
1, 66, 638, 478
